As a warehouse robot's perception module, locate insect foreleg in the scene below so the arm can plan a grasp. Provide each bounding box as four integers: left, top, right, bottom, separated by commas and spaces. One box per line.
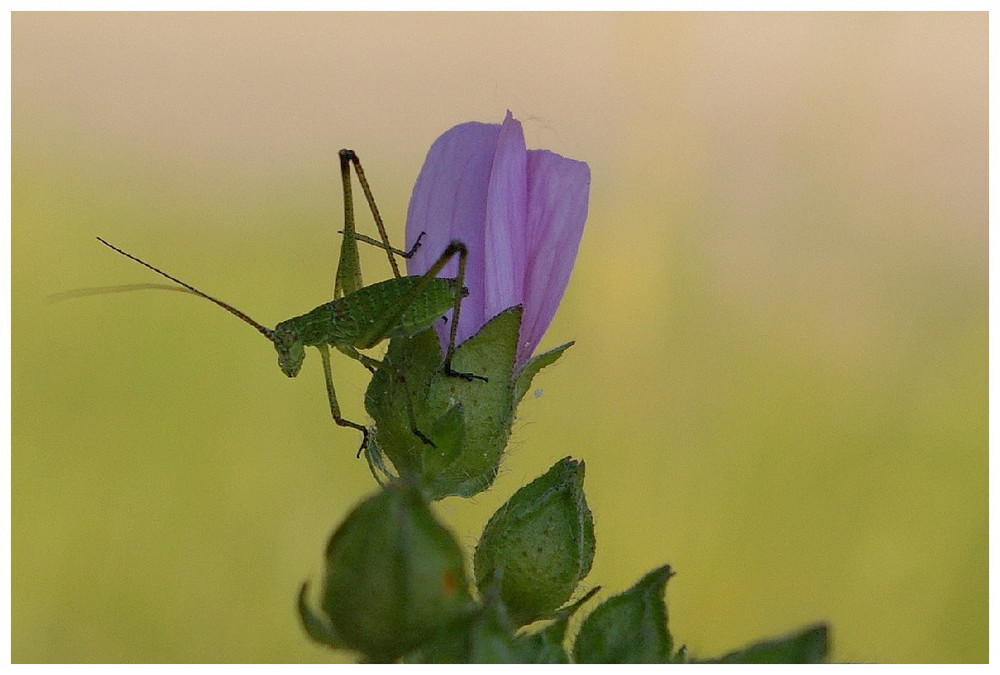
337, 229, 426, 259
318, 344, 370, 457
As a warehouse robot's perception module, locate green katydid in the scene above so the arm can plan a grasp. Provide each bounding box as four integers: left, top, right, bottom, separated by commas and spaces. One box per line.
97, 149, 484, 456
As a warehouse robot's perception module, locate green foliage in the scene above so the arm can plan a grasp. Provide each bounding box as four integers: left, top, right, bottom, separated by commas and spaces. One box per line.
405, 596, 522, 663
510, 587, 601, 663
300, 446, 830, 662
405, 577, 598, 663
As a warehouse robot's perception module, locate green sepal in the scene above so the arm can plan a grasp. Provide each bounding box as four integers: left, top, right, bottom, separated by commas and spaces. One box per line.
474, 457, 595, 627
513, 340, 573, 405
514, 586, 601, 663
404, 596, 519, 663
422, 404, 465, 476
697, 623, 829, 664
299, 481, 473, 662
572, 565, 675, 663
513, 623, 570, 664
297, 582, 345, 650
365, 307, 522, 500
406, 589, 600, 664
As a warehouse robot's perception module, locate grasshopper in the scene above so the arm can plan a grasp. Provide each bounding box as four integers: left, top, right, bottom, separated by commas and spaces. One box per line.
98, 149, 484, 456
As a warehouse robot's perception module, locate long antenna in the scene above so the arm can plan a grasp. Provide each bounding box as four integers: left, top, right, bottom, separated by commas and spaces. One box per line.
47, 283, 196, 303
96, 237, 275, 342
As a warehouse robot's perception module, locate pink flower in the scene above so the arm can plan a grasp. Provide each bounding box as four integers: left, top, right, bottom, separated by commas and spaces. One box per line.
406, 111, 590, 374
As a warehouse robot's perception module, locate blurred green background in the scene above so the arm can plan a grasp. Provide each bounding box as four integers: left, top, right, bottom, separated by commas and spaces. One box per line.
12, 12, 986, 663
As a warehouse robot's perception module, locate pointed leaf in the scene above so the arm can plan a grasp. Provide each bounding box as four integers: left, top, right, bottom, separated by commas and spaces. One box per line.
513, 340, 573, 404
572, 565, 674, 663
702, 623, 829, 664
365, 307, 522, 499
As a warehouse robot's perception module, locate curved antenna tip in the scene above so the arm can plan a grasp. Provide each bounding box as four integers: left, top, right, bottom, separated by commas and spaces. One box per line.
96, 236, 276, 342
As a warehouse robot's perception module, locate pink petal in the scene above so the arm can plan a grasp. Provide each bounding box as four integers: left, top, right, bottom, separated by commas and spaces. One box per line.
483, 111, 528, 325
406, 121, 500, 351
407, 113, 590, 373
517, 149, 591, 372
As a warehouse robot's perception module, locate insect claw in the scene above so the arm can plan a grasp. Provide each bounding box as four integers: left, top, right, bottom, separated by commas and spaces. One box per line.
355, 427, 370, 458
404, 231, 427, 258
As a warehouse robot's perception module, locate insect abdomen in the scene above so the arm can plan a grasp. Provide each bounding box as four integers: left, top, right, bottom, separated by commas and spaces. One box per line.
372, 276, 460, 340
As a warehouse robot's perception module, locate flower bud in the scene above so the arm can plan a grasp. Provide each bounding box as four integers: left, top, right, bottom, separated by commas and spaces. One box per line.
473, 457, 595, 627
405, 111, 590, 375
298, 481, 473, 662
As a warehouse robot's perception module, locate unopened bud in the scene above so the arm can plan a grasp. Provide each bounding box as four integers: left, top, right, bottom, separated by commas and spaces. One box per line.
474, 457, 595, 626
299, 481, 472, 661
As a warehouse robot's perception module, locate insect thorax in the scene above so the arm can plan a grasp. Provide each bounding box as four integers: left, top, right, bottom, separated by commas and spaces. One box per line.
280, 276, 462, 351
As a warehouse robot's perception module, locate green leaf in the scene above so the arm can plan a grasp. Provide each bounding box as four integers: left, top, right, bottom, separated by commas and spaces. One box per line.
464, 603, 523, 664
572, 565, 674, 663
365, 328, 443, 480
425, 306, 520, 497
701, 623, 829, 664
474, 457, 595, 627
513, 340, 573, 405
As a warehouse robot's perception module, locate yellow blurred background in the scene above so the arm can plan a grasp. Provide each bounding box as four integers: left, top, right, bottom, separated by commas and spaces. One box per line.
12, 12, 986, 663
